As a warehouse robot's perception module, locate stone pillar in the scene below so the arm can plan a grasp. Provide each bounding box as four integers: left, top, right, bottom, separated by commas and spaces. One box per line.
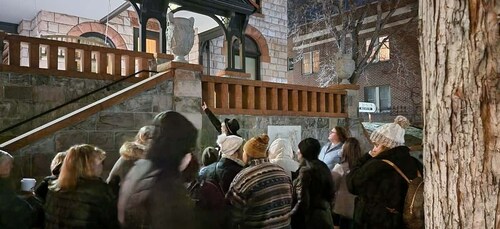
158, 62, 204, 130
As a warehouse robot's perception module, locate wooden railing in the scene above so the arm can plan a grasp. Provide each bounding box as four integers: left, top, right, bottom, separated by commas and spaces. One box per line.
202, 76, 348, 117
0, 32, 155, 81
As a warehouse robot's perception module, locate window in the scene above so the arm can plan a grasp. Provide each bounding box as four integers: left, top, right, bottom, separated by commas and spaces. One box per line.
133, 28, 160, 53
302, 50, 320, 74
364, 85, 391, 112
233, 36, 261, 80
366, 36, 390, 63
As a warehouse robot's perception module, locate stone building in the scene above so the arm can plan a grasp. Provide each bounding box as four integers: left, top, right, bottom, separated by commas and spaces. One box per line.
287, 0, 422, 127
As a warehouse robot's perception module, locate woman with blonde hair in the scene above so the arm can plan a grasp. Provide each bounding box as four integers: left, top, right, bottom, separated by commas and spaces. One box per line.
44, 144, 118, 228
107, 126, 154, 185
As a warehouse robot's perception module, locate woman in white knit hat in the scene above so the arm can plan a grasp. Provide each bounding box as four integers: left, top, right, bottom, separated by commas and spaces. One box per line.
346, 116, 423, 229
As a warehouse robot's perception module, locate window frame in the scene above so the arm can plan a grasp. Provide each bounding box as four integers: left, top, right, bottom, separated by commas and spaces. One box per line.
366, 36, 390, 63
364, 85, 391, 113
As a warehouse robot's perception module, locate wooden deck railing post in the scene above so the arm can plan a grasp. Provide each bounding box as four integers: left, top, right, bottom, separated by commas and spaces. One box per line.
48, 45, 58, 70
29, 43, 40, 68
8, 39, 20, 67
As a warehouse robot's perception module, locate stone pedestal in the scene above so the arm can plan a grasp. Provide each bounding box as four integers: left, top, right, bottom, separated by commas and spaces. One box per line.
162, 61, 204, 130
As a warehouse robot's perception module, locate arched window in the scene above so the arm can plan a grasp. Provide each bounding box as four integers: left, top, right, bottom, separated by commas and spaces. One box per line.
233, 36, 261, 80
80, 32, 116, 48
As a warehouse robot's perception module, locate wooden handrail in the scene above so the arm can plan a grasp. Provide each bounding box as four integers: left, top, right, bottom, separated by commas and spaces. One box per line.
0, 32, 155, 80
202, 76, 348, 118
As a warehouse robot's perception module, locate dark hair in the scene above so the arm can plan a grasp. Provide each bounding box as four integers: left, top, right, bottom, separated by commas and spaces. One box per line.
334, 126, 349, 143
147, 111, 198, 173
341, 137, 362, 170
202, 146, 218, 166
298, 138, 321, 161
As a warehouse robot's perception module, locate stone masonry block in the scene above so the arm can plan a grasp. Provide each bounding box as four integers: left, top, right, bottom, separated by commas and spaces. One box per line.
58, 24, 73, 34
97, 113, 135, 130
54, 14, 79, 26
39, 11, 55, 22
48, 22, 58, 32
133, 112, 155, 129
4, 85, 33, 100
33, 86, 64, 102
55, 131, 88, 152
174, 97, 201, 114
88, 131, 115, 151
173, 80, 202, 97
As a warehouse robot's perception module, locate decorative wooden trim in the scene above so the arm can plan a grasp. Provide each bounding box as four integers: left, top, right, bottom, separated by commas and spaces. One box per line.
216, 70, 252, 78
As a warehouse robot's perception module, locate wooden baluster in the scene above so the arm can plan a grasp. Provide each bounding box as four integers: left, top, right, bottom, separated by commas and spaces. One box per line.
48, 45, 58, 70
8, 39, 21, 66
139, 57, 149, 78
301, 90, 308, 112
271, 88, 278, 110
260, 86, 267, 111
319, 92, 326, 112
82, 49, 92, 73
247, 86, 255, 110
66, 48, 76, 71
281, 89, 289, 111
29, 43, 40, 68
220, 83, 229, 109
99, 51, 107, 75
311, 91, 317, 112
329, 94, 334, 113
335, 94, 342, 114
292, 90, 299, 112
126, 56, 135, 76
203, 82, 215, 108
235, 84, 243, 109
113, 54, 122, 76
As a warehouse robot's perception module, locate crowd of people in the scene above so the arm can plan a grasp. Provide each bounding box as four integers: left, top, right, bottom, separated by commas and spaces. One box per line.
0, 106, 423, 229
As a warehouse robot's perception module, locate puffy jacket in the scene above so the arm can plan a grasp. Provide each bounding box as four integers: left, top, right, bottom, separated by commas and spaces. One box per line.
346, 146, 423, 229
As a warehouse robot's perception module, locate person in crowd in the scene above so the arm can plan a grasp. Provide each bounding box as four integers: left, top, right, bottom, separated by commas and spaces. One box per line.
118, 111, 199, 229
291, 138, 335, 229
319, 126, 349, 170
200, 134, 245, 193
268, 138, 300, 179
202, 101, 240, 136
227, 134, 293, 229
107, 126, 154, 185
34, 151, 67, 202
196, 134, 245, 228
44, 144, 118, 228
0, 150, 33, 229
198, 146, 219, 176
331, 137, 362, 229
346, 116, 423, 229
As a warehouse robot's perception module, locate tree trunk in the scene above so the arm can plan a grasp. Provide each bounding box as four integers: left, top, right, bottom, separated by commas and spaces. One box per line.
419, 0, 499, 228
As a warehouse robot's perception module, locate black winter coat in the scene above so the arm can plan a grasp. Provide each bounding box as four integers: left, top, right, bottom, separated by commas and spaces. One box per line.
44, 177, 118, 229
118, 159, 199, 229
199, 157, 244, 193
346, 146, 423, 229
291, 159, 335, 229
0, 178, 33, 229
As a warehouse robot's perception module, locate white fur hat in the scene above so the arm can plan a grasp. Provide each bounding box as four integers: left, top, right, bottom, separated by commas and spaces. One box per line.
370, 116, 410, 149
217, 134, 244, 156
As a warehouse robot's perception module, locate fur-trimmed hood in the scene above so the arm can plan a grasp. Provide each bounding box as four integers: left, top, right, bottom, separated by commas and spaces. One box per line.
120, 141, 147, 160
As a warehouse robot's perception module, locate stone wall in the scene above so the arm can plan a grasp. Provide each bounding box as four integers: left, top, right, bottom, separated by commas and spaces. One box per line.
1, 72, 173, 182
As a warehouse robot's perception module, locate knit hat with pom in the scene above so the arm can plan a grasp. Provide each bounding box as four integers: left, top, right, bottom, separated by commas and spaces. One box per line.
217, 134, 244, 157
243, 134, 270, 158
370, 115, 410, 149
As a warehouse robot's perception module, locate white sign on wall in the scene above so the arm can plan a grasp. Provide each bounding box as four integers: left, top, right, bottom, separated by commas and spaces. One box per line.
359, 102, 376, 113
267, 125, 302, 153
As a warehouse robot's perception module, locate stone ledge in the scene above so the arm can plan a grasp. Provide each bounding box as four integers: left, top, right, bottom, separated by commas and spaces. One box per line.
216, 70, 251, 78
157, 61, 203, 72
328, 84, 360, 90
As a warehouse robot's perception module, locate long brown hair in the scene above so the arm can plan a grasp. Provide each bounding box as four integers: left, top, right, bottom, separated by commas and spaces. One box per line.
52, 144, 106, 191
341, 137, 362, 170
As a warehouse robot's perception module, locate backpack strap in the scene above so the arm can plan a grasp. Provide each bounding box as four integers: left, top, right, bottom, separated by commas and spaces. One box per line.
381, 159, 410, 183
